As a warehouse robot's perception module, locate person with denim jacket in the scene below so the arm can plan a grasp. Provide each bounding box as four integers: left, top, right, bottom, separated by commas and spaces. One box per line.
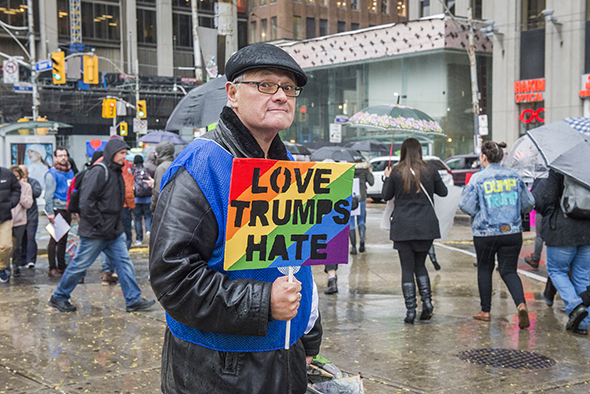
459, 141, 535, 329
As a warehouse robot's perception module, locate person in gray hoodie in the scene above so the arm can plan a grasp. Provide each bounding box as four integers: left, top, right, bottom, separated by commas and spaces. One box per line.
150, 141, 175, 213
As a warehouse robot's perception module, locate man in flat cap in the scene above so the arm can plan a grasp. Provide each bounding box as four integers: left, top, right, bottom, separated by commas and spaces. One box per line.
150, 43, 322, 393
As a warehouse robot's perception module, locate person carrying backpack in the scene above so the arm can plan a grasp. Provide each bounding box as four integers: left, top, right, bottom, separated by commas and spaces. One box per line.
48, 138, 155, 313
132, 155, 152, 245
532, 170, 590, 335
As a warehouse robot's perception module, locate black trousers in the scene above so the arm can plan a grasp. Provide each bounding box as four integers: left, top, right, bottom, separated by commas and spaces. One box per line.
474, 233, 525, 312
395, 240, 432, 283
48, 209, 72, 271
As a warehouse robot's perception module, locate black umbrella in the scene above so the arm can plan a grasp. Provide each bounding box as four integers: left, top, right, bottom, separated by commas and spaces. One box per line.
345, 140, 390, 153
166, 76, 228, 131
283, 142, 311, 155
310, 146, 364, 162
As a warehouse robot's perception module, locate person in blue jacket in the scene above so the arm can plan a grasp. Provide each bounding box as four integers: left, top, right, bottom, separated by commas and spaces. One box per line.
459, 141, 535, 329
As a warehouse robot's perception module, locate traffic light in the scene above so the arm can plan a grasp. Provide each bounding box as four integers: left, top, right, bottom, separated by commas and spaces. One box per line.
83, 55, 99, 84
51, 51, 65, 85
119, 121, 128, 136
298, 105, 307, 122
137, 100, 147, 119
102, 98, 117, 118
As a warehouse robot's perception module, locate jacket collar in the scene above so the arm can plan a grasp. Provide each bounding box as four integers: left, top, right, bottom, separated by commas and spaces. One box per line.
218, 106, 290, 160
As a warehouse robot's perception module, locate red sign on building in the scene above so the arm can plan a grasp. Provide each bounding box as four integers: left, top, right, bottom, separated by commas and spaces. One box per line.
514, 78, 545, 103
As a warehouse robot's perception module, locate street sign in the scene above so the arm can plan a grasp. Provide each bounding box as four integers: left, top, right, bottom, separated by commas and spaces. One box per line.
478, 114, 489, 136
3, 58, 19, 84
36, 59, 53, 72
13, 82, 34, 93
329, 123, 342, 143
133, 118, 148, 134
334, 115, 349, 123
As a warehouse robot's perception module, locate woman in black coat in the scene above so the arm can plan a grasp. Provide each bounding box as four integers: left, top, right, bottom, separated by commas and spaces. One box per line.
382, 138, 448, 324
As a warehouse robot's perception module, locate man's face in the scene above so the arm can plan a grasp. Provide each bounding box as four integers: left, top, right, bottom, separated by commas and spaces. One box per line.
54, 149, 68, 166
227, 68, 297, 135
113, 149, 128, 165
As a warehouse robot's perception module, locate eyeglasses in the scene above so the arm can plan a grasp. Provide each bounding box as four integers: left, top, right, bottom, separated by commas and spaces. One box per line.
239, 81, 302, 97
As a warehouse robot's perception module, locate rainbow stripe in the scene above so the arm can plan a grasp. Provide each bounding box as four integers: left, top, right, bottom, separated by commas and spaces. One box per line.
224, 158, 354, 271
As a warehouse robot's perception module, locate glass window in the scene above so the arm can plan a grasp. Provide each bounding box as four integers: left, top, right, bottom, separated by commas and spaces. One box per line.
471, 0, 482, 19
250, 20, 257, 43
368, 0, 377, 12
337, 21, 346, 33
420, 0, 430, 17
351, 0, 358, 10
199, 15, 213, 28
173, 13, 192, 47
306, 17, 315, 39
396, 0, 407, 17
271, 16, 277, 40
320, 0, 328, 5
445, 158, 461, 170
261, 18, 267, 41
171, 0, 190, 8
261, 0, 266, 5
351, 22, 359, 30
137, 8, 157, 44
382, 0, 389, 14
522, 0, 545, 31
293, 16, 302, 40
270, 0, 277, 4
57, 0, 69, 36
0, 0, 26, 26
306, 0, 315, 4
80, 1, 120, 41
445, 0, 455, 14
319, 19, 327, 36
249, 0, 256, 8
337, 1, 347, 8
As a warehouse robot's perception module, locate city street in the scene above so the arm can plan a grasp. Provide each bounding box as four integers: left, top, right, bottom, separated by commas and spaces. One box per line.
1, 203, 589, 394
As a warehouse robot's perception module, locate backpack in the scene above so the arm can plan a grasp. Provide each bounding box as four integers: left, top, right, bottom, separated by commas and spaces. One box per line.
67, 162, 108, 214
560, 175, 590, 220
133, 168, 152, 198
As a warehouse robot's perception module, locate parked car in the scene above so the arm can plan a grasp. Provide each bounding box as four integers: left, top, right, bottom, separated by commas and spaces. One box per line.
444, 154, 481, 186
366, 155, 454, 203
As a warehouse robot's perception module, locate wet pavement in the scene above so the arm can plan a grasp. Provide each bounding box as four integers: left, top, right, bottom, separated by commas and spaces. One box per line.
1, 204, 589, 393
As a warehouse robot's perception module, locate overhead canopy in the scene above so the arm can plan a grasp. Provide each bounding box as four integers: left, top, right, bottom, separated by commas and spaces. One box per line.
0, 121, 72, 136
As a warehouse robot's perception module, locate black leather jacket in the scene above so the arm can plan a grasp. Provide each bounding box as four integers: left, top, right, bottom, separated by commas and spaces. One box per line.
150, 107, 322, 394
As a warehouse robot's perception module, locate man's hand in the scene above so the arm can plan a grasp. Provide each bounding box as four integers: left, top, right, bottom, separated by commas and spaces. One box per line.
270, 276, 302, 321
306, 356, 313, 364
47, 214, 55, 224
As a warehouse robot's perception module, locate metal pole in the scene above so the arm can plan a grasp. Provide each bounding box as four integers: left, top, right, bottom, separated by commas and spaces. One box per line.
468, 8, 480, 152
28, 0, 39, 119
135, 59, 140, 142
191, 0, 203, 83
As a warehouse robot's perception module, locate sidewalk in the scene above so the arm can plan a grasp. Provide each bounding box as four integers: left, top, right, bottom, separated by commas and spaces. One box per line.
1, 204, 588, 394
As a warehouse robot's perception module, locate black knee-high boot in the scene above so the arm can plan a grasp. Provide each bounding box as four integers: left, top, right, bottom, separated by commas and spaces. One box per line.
349, 230, 357, 255
580, 286, 590, 307
402, 282, 417, 324
428, 245, 440, 270
358, 224, 366, 253
416, 275, 433, 320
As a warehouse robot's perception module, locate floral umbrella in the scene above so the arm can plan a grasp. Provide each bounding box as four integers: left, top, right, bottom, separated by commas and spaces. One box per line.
346, 104, 445, 137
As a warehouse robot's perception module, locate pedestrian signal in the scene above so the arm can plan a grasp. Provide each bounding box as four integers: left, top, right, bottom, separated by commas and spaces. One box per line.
120, 121, 128, 136
102, 98, 117, 118
51, 51, 65, 85
83, 55, 99, 84
137, 100, 147, 119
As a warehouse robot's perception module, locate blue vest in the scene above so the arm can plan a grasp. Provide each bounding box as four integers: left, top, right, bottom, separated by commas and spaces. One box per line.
48, 167, 74, 201
161, 139, 313, 352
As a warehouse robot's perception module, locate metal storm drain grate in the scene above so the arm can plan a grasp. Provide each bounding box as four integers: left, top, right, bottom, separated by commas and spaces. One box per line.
457, 348, 556, 369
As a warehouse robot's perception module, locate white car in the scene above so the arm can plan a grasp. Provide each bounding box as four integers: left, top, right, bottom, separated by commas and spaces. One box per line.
366, 155, 455, 203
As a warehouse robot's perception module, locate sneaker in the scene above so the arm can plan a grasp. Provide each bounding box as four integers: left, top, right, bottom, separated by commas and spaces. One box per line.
146, 231, 150, 238
134, 240, 142, 246
48, 296, 77, 312
27, 262, 35, 269
524, 255, 539, 269
13, 267, 20, 277
0, 270, 9, 283
542, 291, 554, 307
126, 298, 156, 312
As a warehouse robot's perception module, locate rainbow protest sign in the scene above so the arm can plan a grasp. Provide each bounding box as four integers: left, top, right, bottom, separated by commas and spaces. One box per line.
224, 158, 355, 271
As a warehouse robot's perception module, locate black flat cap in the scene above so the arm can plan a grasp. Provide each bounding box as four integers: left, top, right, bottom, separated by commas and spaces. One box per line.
225, 43, 307, 87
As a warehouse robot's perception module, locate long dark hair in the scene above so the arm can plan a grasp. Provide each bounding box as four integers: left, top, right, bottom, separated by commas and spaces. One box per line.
395, 138, 426, 194
481, 141, 507, 164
